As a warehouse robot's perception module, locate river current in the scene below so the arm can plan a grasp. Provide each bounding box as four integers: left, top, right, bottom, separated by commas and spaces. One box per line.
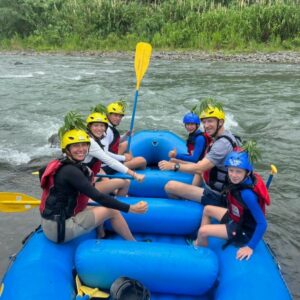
0, 53, 299, 299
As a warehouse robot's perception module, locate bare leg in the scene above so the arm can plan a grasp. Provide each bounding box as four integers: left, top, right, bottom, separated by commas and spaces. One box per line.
165, 181, 203, 202
95, 178, 130, 196
92, 207, 135, 241
124, 157, 147, 170
118, 141, 128, 155
195, 205, 228, 246
109, 210, 135, 241
94, 179, 129, 238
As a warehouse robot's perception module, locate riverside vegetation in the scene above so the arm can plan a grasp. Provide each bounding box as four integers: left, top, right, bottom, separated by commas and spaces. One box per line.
0, 0, 299, 53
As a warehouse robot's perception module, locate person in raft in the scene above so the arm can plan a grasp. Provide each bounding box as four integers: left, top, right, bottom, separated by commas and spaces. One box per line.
168, 112, 210, 164
159, 98, 240, 207
39, 128, 148, 244
83, 111, 145, 194
101, 100, 147, 174
190, 150, 269, 260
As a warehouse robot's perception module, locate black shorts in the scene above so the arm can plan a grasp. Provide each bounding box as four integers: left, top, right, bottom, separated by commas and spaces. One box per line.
221, 212, 251, 246
102, 165, 117, 175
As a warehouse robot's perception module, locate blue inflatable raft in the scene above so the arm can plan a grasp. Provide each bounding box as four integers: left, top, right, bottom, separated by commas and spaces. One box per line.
0, 130, 292, 300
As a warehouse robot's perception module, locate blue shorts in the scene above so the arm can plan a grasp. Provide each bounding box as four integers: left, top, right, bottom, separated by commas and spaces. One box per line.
201, 188, 227, 208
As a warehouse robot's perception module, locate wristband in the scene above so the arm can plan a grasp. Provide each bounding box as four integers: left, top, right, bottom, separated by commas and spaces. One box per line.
173, 163, 180, 172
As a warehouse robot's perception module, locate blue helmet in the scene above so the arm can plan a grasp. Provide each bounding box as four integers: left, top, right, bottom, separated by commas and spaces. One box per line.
224, 151, 253, 172
183, 112, 200, 125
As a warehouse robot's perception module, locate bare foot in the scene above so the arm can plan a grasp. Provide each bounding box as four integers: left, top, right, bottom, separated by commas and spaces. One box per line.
194, 239, 208, 247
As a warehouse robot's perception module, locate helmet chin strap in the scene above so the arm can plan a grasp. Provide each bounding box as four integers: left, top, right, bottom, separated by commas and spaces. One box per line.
211, 119, 223, 138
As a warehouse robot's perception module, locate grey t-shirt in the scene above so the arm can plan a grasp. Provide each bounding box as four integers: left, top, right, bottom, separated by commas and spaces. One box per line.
205, 130, 239, 192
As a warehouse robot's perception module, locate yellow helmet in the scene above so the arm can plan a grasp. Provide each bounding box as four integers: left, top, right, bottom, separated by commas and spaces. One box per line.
61, 129, 90, 151
86, 112, 108, 125
200, 106, 225, 120
106, 101, 126, 115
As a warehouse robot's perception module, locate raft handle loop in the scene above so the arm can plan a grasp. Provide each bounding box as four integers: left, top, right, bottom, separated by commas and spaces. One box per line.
152, 140, 159, 147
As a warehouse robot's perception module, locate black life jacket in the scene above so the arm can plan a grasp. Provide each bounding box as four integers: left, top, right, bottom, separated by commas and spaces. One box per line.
186, 130, 212, 160
203, 134, 241, 192
39, 159, 92, 220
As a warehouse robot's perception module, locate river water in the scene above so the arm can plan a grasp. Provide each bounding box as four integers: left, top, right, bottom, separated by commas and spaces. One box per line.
0, 53, 299, 299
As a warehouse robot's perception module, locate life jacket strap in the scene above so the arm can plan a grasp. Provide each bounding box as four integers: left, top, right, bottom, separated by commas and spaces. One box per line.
53, 214, 66, 244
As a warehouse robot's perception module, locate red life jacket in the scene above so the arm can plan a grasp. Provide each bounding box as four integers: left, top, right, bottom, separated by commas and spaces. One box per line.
227, 173, 271, 223
89, 159, 102, 175
109, 125, 121, 154
40, 159, 91, 218
203, 134, 240, 192
186, 130, 212, 160
85, 137, 103, 175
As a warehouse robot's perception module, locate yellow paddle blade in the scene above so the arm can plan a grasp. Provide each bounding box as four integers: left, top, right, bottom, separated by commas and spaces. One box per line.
134, 42, 152, 90
75, 275, 84, 297
80, 285, 109, 298
0, 192, 40, 213
270, 164, 278, 175
0, 283, 4, 297
75, 275, 109, 298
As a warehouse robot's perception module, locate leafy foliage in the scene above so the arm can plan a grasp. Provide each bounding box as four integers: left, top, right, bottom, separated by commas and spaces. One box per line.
193, 98, 224, 115
111, 98, 128, 111
0, 0, 299, 51
242, 139, 262, 164
115, 98, 128, 112
58, 111, 86, 140
90, 103, 107, 114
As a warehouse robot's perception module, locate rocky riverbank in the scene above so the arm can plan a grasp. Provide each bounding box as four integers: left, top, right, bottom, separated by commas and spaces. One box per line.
1, 50, 300, 64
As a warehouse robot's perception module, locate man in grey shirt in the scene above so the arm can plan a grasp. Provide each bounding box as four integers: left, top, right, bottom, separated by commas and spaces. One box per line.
158, 100, 239, 207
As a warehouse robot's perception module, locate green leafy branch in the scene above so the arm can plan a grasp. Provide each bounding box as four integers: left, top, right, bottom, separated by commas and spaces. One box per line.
242, 140, 261, 164
115, 98, 128, 111
90, 103, 107, 114
58, 111, 86, 140
193, 97, 224, 115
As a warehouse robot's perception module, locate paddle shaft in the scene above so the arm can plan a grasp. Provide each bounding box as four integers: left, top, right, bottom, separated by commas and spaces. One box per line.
266, 164, 278, 189
95, 173, 133, 180
266, 175, 273, 189
127, 89, 139, 150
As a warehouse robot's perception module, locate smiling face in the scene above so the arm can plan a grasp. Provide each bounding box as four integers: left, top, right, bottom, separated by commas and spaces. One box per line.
201, 117, 219, 136
107, 113, 124, 126
185, 123, 198, 134
89, 122, 107, 139
201, 117, 224, 137
228, 167, 247, 184
67, 142, 89, 161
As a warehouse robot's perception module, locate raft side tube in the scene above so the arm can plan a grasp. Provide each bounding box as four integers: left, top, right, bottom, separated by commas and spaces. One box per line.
128, 168, 193, 198
0, 230, 95, 300
75, 239, 219, 296
105, 197, 202, 235
130, 130, 187, 165
209, 238, 293, 300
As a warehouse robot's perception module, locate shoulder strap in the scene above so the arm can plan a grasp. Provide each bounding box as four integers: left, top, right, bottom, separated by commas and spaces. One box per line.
216, 135, 237, 148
